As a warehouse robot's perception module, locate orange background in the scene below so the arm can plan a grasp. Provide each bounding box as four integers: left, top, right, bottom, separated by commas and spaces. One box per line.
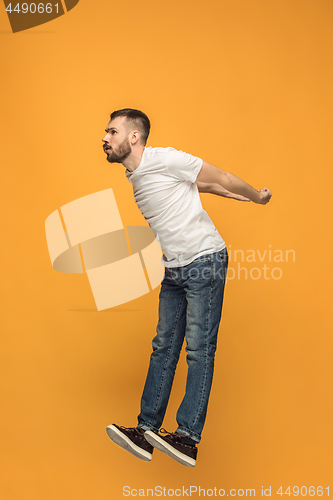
1, 0, 333, 498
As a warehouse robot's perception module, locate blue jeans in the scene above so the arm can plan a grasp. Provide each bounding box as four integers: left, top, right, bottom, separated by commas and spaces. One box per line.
137, 248, 228, 443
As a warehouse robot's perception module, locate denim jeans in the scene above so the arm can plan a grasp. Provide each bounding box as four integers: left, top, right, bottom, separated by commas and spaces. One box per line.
137, 248, 228, 443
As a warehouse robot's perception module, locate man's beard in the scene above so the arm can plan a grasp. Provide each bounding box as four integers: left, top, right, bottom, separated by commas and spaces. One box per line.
106, 139, 131, 164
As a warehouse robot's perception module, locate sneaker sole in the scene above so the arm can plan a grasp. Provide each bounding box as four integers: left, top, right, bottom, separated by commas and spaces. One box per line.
106, 425, 152, 461
144, 431, 196, 467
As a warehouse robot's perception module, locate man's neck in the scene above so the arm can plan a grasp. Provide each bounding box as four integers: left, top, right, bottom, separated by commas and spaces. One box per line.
123, 147, 145, 172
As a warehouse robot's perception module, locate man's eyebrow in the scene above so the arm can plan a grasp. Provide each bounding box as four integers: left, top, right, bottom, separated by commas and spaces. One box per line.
105, 126, 118, 132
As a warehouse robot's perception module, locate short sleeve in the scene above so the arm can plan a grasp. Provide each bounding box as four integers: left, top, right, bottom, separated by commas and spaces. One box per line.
166, 147, 203, 183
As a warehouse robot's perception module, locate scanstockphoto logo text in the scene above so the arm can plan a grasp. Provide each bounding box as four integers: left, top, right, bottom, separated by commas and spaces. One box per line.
123, 486, 257, 497
226, 244, 295, 281
169, 246, 295, 282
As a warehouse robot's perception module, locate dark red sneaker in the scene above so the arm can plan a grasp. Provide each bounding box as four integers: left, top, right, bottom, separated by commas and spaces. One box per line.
106, 424, 153, 461
144, 429, 197, 467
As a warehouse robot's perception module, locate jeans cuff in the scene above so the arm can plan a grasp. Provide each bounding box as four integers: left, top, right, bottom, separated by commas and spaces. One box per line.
175, 427, 200, 444
137, 422, 159, 432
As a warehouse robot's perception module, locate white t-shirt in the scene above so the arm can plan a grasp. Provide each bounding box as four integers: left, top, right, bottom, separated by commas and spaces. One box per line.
126, 146, 226, 268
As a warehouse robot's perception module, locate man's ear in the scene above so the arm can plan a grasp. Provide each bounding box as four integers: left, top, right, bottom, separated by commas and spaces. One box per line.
130, 130, 140, 145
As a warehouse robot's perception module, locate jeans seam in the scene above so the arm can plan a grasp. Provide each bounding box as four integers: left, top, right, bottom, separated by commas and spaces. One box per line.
149, 292, 186, 427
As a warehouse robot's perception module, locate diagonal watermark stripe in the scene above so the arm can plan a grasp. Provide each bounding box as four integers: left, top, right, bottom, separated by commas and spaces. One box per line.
45, 189, 165, 311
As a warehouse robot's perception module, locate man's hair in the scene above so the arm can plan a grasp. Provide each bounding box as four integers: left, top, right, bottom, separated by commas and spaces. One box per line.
110, 108, 151, 146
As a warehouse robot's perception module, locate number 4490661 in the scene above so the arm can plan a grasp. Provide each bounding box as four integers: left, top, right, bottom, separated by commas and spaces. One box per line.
6, 3, 59, 14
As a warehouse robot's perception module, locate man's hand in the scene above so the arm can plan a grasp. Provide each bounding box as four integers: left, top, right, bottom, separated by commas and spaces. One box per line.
257, 188, 272, 205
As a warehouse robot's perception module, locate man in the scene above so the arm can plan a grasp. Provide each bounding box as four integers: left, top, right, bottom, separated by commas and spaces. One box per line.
103, 108, 272, 467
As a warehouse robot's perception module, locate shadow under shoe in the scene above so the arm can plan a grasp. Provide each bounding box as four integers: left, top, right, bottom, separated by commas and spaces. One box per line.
144, 429, 197, 467
106, 424, 153, 461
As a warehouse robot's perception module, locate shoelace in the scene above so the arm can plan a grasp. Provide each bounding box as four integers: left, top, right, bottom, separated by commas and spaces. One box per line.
159, 427, 174, 437
119, 425, 144, 435
159, 428, 197, 447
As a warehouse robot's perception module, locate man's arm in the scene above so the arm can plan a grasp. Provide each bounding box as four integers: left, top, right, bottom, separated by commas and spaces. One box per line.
196, 181, 251, 201
196, 161, 272, 205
